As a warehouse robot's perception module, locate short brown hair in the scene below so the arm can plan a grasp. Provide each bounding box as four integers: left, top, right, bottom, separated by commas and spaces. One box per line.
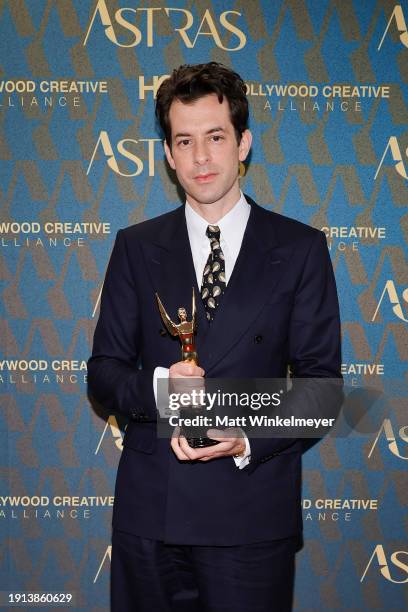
155, 62, 248, 147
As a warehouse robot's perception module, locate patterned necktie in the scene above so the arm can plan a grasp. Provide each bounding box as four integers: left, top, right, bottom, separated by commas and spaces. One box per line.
201, 225, 226, 322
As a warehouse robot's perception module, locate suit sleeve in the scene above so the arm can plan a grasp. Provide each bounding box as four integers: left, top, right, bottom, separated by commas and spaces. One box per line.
87, 230, 156, 421
245, 230, 343, 474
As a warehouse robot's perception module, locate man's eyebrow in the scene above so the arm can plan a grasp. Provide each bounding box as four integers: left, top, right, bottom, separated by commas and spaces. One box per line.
174, 127, 226, 138
206, 127, 225, 134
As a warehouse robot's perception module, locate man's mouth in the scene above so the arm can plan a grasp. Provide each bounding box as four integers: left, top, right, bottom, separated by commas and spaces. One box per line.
194, 173, 217, 183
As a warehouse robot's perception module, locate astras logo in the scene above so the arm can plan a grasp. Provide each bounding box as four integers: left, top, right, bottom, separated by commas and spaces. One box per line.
361, 545, 408, 583
86, 131, 161, 177
374, 137, 408, 180
95, 415, 124, 454
378, 5, 408, 50
371, 280, 408, 323
368, 418, 408, 460
83, 0, 246, 50
94, 545, 111, 583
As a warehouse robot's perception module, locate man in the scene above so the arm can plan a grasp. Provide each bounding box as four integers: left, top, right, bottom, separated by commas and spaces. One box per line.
88, 62, 342, 611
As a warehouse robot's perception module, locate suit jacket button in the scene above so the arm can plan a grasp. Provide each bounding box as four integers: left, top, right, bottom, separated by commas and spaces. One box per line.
254, 335, 263, 344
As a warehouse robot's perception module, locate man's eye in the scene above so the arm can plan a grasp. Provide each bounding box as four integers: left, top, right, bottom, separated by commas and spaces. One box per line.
178, 139, 190, 147
211, 135, 223, 142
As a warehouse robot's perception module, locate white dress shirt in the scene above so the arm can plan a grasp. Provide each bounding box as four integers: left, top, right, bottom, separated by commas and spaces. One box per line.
154, 192, 251, 468
185, 191, 250, 288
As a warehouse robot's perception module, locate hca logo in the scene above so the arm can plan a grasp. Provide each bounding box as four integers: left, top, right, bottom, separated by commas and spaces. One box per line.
86, 131, 161, 177
378, 5, 408, 51
374, 137, 408, 180
139, 75, 169, 100
371, 280, 408, 323
95, 415, 124, 454
368, 418, 408, 460
361, 545, 408, 583
83, 0, 246, 50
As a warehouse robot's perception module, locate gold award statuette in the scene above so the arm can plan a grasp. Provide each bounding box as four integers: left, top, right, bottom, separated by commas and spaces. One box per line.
155, 288, 218, 448
156, 288, 198, 364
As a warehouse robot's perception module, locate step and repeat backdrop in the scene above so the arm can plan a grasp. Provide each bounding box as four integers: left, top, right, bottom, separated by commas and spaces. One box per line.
0, 0, 407, 610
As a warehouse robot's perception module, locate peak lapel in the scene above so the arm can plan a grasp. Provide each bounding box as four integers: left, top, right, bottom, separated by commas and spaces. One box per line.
143, 206, 208, 350
199, 201, 290, 374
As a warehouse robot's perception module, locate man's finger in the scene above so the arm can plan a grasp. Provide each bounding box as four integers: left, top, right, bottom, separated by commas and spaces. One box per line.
169, 361, 205, 378
178, 436, 225, 460
206, 428, 242, 443
178, 435, 205, 460
171, 435, 191, 460
171, 427, 191, 460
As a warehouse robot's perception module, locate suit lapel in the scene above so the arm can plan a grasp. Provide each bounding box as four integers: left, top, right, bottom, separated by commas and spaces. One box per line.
143, 206, 208, 352
199, 200, 291, 373
143, 199, 292, 373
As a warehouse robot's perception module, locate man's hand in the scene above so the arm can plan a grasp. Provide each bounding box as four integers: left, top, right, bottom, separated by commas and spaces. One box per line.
169, 360, 205, 378
171, 427, 246, 462
168, 360, 205, 395
168, 362, 245, 461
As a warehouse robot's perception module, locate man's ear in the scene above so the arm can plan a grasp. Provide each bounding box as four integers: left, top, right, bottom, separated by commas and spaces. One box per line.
164, 140, 176, 170
238, 129, 252, 162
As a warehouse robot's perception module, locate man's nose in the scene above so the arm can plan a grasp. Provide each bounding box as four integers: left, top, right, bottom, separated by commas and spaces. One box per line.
194, 141, 210, 165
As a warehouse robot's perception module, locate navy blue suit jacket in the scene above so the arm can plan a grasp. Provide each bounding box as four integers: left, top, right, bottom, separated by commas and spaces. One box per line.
88, 197, 342, 545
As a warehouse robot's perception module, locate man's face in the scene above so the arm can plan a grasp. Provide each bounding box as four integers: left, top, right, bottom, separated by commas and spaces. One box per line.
164, 94, 251, 212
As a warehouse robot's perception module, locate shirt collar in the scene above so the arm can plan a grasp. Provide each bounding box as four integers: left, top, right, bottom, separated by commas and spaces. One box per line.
184, 191, 250, 249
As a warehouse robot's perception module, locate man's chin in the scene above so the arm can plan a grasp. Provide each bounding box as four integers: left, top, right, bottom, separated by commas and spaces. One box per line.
185, 188, 229, 207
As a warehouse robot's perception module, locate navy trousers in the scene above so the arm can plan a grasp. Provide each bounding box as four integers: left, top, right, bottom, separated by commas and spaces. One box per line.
111, 528, 298, 612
